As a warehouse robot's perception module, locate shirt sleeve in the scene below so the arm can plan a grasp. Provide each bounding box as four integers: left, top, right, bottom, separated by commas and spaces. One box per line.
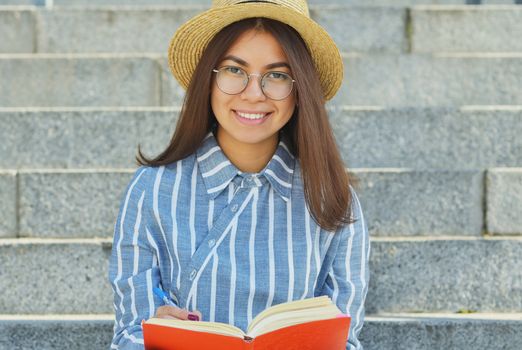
319, 186, 371, 350
108, 167, 167, 349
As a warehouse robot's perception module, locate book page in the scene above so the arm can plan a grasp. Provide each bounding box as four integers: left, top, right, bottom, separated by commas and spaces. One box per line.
145, 318, 246, 339
247, 296, 336, 335
247, 303, 341, 338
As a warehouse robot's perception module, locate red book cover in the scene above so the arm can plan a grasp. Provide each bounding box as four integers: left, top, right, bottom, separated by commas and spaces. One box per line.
143, 316, 350, 350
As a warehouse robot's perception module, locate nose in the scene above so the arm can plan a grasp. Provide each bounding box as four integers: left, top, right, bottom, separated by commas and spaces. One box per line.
240, 73, 266, 102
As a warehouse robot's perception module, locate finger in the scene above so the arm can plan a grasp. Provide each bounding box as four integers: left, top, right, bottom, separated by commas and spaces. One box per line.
189, 310, 203, 321
155, 305, 190, 320
161, 315, 177, 320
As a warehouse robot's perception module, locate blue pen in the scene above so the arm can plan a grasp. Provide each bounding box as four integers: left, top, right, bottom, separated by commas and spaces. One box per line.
153, 286, 177, 307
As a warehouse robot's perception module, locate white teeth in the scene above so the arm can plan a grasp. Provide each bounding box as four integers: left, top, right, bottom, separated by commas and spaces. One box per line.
236, 111, 268, 120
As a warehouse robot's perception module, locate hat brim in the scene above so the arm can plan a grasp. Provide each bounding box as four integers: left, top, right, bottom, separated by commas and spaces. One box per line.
168, 3, 343, 101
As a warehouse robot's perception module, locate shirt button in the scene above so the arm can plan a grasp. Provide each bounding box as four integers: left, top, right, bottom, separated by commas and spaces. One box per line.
208, 239, 215, 248
231, 204, 239, 212
189, 269, 197, 281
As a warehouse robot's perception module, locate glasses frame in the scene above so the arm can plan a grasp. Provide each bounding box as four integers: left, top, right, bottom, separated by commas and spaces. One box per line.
212, 65, 296, 101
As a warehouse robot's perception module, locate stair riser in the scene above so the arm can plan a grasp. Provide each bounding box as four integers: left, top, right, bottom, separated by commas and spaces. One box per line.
2, 108, 522, 170
1, 169, 520, 238
0, 317, 520, 350
3, 55, 522, 107
0, 169, 495, 238
1, 239, 520, 314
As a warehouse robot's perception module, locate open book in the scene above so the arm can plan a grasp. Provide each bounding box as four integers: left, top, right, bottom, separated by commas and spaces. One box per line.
142, 296, 350, 350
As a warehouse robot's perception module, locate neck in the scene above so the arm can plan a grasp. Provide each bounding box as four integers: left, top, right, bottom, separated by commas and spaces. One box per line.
216, 129, 279, 173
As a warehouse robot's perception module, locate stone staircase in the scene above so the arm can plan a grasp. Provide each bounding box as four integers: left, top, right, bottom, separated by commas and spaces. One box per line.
1, 0, 521, 349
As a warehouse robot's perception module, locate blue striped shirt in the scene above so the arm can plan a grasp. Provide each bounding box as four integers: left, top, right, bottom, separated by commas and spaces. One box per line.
109, 132, 370, 349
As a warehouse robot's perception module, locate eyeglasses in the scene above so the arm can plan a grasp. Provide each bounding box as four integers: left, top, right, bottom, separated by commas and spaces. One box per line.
212, 66, 295, 101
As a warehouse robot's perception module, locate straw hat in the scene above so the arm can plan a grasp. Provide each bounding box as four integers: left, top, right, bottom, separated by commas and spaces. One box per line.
168, 0, 344, 101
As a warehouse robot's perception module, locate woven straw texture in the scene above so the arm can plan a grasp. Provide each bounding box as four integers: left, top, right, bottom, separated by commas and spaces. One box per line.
168, 0, 343, 101
214, 0, 309, 15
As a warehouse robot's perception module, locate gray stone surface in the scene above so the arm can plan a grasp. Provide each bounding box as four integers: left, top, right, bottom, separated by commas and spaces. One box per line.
2, 54, 522, 107
0, 9, 34, 53
3, 238, 520, 314
487, 168, 522, 234
0, 314, 521, 350
330, 106, 522, 170
160, 56, 189, 106
36, 7, 202, 53
412, 6, 522, 52
0, 318, 114, 350
311, 6, 407, 53
0, 240, 113, 314
0, 171, 16, 238
361, 315, 522, 350
0, 1, 43, 5
14, 168, 485, 237
334, 53, 522, 107
482, 0, 520, 4
18, 170, 134, 238
137, 108, 178, 159
166, 53, 522, 107
2, 107, 521, 170
0, 56, 161, 107
367, 238, 522, 313
51, 0, 207, 4
15, 7, 405, 54
0, 109, 177, 169
47, 0, 470, 5
352, 169, 484, 236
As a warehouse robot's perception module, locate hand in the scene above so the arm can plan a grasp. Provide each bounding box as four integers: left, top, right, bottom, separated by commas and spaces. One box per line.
155, 305, 203, 321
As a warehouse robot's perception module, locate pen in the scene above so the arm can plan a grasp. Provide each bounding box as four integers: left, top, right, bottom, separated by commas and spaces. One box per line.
153, 286, 200, 321
153, 286, 177, 307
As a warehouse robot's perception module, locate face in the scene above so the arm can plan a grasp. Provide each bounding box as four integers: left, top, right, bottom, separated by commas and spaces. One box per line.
210, 29, 296, 154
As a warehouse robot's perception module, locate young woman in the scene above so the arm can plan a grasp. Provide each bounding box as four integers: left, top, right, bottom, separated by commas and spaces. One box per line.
109, 1, 370, 349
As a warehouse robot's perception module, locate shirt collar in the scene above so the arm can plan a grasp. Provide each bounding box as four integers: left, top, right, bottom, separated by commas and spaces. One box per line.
196, 132, 295, 201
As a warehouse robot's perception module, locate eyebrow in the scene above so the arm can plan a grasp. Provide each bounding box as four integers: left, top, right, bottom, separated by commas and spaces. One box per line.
221, 55, 291, 70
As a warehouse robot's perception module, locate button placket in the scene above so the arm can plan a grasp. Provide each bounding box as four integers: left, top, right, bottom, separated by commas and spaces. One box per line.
178, 187, 251, 305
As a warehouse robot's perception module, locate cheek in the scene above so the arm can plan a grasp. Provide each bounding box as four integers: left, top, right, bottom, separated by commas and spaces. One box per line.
280, 99, 296, 120
210, 85, 226, 116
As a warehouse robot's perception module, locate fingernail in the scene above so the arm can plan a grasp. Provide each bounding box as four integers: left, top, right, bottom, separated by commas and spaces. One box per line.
188, 313, 200, 321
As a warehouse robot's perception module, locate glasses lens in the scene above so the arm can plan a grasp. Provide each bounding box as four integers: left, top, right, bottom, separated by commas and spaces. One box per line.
262, 72, 294, 100
216, 66, 248, 95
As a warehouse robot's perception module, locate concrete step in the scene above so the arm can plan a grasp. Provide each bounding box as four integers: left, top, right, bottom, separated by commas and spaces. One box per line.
1, 53, 522, 107
0, 54, 163, 107
0, 315, 114, 350
0, 313, 520, 350
361, 313, 522, 349
1, 106, 521, 170
329, 106, 522, 169
1, 168, 520, 238
333, 52, 522, 107
412, 5, 522, 52
0, 1, 484, 7
2, 6, 521, 54
1, 237, 520, 314
0, 238, 114, 315
0, 108, 177, 170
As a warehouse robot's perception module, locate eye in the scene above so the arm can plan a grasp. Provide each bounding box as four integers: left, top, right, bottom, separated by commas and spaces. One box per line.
266, 72, 290, 81
223, 66, 244, 75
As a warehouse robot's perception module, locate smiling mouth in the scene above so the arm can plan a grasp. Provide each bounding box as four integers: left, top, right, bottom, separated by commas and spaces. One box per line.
234, 110, 272, 120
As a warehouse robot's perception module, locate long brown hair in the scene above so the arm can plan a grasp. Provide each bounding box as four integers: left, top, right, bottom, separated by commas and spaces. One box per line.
137, 18, 359, 231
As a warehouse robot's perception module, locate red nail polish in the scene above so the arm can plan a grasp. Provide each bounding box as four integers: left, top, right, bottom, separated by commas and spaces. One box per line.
188, 313, 200, 321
